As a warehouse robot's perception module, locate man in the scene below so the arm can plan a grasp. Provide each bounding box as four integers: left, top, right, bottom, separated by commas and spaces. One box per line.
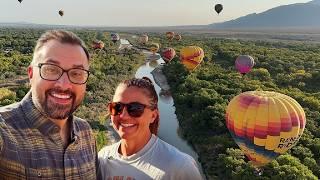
0, 30, 97, 179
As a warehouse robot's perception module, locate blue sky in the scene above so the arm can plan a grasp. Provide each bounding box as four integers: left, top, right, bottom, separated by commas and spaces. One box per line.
1, 0, 311, 26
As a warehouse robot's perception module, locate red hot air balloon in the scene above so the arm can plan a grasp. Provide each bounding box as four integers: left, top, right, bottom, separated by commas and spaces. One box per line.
161, 48, 176, 63
235, 55, 255, 75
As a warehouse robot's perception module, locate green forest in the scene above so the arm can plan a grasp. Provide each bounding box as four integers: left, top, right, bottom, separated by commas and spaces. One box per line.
1, 28, 320, 179
151, 34, 320, 179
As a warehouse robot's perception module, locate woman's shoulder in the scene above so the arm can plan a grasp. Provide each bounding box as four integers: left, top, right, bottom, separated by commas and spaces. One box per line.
98, 142, 120, 159
155, 137, 195, 163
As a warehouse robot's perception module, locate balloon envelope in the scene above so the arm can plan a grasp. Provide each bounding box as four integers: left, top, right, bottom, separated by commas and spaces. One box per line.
92, 40, 104, 50
110, 33, 120, 43
174, 34, 182, 41
58, 10, 64, 16
235, 55, 255, 75
150, 43, 160, 54
225, 91, 306, 167
18, 0, 22, 3
161, 48, 176, 63
139, 35, 148, 44
166, 32, 175, 40
180, 46, 204, 71
215, 4, 223, 14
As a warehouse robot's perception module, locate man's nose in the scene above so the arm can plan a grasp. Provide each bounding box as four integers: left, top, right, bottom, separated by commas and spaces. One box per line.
56, 72, 72, 88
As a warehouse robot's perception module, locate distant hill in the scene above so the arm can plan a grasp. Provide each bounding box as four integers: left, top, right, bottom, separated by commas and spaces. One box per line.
210, 0, 320, 29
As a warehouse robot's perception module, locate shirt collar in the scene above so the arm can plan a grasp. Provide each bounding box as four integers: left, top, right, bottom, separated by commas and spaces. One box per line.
20, 91, 79, 138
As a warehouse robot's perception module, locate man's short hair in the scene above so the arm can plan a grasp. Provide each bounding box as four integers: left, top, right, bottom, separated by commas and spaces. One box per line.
31, 30, 90, 65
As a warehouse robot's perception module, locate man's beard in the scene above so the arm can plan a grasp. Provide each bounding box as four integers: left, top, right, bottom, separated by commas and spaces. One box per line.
41, 88, 79, 120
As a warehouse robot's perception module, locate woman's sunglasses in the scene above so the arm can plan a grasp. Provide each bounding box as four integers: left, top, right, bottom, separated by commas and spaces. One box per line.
108, 102, 154, 118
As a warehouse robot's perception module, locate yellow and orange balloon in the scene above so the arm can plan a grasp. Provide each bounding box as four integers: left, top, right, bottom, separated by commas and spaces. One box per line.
150, 43, 160, 55
180, 46, 204, 71
225, 91, 306, 167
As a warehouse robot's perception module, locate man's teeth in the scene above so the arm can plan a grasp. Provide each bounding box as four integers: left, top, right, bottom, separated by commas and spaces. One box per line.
52, 93, 71, 99
121, 123, 135, 127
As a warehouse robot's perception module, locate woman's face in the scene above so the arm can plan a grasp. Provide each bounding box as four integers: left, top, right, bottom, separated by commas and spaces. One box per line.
111, 85, 158, 141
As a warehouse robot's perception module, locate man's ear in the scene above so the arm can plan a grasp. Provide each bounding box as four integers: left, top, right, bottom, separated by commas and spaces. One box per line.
27, 66, 33, 79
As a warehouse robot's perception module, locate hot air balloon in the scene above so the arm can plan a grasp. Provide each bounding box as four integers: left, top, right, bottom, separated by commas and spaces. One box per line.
174, 34, 182, 41
92, 40, 104, 50
18, 0, 22, 3
139, 34, 148, 45
215, 4, 223, 14
225, 91, 306, 167
150, 43, 160, 55
161, 48, 176, 63
110, 33, 120, 44
166, 32, 175, 41
58, 10, 64, 17
235, 55, 255, 75
180, 46, 204, 71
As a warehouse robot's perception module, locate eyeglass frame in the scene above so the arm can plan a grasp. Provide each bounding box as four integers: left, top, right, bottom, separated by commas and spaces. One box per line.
35, 63, 90, 85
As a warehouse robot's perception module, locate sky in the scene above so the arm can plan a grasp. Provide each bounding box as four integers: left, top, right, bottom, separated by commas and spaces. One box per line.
0, 0, 312, 27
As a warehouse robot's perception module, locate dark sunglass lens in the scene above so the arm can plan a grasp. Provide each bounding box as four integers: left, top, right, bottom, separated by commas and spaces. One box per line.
109, 103, 124, 115
127, 103, 145, 117
115, 103, 124, 115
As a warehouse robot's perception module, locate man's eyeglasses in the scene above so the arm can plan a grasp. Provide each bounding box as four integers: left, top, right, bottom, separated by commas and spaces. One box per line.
36, 63, 90, 85
108, 102, 154, 118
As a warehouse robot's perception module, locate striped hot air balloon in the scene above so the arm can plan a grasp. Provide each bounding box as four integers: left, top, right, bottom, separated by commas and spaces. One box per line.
161, 48, 176, 63
174, 34, 182, 41
166, 32, 175, 41
180, 46, 204, 71
235, 55, 255, 75
225, 91, 306, 167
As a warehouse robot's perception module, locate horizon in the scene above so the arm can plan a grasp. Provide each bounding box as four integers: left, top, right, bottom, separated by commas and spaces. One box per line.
0, 0, 311, 27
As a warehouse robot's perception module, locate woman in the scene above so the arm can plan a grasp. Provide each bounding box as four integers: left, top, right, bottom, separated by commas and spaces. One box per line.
98, 77, 202, 180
